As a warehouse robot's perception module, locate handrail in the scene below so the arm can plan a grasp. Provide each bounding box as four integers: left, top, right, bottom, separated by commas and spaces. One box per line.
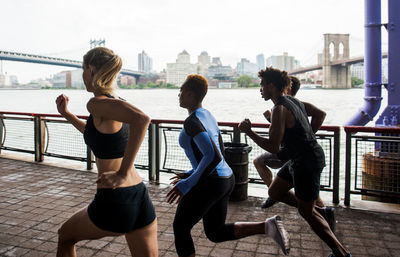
0, 111, 89, 120
0, 114, 342, 133
344, 125, 400, 133
152, 118, 340, 132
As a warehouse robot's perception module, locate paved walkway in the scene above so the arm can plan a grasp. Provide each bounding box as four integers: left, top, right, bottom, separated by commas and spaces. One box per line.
0, 157, 399, 257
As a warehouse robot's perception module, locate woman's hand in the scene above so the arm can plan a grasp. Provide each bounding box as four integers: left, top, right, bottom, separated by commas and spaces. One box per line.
263, 110, 272, 121
96, 170, 127, 189
167, 172, 186, 203
166, 186, 183, 204
56, 94, 70, 116
238, 118, 252, 133
170, 171, 186, 184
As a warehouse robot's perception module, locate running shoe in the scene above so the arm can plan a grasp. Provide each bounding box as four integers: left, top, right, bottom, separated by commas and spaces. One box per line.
261, 197, 277, 209
265, 215, 290, 255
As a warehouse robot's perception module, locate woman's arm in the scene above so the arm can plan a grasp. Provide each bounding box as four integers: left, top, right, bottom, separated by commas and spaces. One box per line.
176, 132, 219, 195
87, 97, 151, 177
56, 94, 86, 133
167, 130, 218, 204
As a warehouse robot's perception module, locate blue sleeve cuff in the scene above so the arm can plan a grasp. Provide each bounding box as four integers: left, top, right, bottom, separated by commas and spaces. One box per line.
176, 179, 191, 195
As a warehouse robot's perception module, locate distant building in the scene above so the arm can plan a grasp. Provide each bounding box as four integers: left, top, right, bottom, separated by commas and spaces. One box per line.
29, 78, 52, 88
236, 58, 258, 78
71, 70, 84, 88
0, 73, 8, 87
0, 73, 18, 87
138, 74, 160, 84
296, 72, 320, 84
294, 60, 300, 69
351, 63, 364, 80
207, 65, 233, 79
10, 76, 18, 85
138, 50, 153, 73
256, 54, 265, 70
351, 59, 387, 83
266, 52, 298, 72
53, 69, 84, 88
211, 57, 222, 66
157, 70, 167, 84
197, 51, 211, 76
119, 75, 136, 86
166, 50, 197, 86
53, 71, 70, 88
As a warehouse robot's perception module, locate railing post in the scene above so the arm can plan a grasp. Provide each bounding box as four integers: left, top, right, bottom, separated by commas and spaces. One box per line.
344, 129, 352, 206
148, 123, 160, 182
86, 146, 93, 170
0, 116, 3, 154
233, 127, 241, 143
34, 116, 45, 162
332, 128, 340, 204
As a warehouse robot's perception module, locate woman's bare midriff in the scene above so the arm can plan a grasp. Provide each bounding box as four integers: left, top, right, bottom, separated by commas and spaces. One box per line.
95, 157, 143, 188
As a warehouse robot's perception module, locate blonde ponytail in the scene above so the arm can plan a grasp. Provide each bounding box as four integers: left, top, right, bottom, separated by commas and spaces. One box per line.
83, 47, 122, 94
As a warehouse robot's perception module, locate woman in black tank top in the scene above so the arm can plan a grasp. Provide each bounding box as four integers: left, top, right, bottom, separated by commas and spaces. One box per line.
239, 67, 351, 257
55, 47, 157, 257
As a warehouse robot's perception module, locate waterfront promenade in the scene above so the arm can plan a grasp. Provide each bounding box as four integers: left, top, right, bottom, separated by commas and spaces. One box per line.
0, 157, 400, 257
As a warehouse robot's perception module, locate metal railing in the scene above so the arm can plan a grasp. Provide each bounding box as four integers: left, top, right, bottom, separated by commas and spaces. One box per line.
344, 126, 400, 206
0, 112, 340, 203
151, 119, 341, 204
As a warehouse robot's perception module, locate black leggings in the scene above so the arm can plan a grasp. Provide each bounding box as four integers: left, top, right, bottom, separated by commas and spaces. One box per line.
173, 174, 236, 257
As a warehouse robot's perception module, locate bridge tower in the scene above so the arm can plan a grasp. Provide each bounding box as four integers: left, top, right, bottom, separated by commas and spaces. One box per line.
322, 33, 351, 89
90, 39, 106, 49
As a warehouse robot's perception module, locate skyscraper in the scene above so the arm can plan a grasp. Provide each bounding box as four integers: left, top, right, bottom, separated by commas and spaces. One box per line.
138, 50, 153, 73
256, 54, 265, 70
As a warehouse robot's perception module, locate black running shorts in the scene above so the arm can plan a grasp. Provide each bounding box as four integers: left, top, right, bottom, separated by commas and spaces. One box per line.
88, 182, 156, 233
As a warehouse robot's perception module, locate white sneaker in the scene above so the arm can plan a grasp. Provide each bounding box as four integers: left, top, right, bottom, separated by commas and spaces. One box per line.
265, 215, 290, 255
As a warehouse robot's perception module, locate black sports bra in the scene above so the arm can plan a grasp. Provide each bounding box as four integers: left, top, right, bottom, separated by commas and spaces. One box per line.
83, 94, 129, 159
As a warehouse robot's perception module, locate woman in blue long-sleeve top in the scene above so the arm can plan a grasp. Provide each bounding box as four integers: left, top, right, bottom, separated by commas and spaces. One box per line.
167, 75, 290, 257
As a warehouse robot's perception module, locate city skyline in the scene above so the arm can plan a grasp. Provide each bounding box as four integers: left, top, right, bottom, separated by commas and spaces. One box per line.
1, 0, 389, 83
0, 50, 301, 87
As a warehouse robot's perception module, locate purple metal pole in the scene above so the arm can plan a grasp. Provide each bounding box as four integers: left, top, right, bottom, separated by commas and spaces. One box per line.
375, 0, 400, 126
347, 0, 382, 126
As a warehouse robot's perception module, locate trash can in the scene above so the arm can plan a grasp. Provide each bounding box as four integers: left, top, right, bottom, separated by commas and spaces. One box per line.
362, 152, 400, 203
224, 142, 252, 201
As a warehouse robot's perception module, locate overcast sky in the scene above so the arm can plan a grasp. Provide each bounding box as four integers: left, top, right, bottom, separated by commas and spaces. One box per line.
0, 0, 389, 83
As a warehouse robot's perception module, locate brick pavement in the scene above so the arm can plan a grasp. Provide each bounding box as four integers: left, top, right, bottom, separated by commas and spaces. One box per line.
0, 157, 399, 257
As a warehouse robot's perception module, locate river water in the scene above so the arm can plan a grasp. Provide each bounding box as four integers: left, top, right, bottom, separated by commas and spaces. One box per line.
0, 88, 388, 125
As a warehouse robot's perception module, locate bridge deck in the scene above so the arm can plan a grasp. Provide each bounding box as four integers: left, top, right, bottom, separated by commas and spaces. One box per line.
0, 157, 399, 256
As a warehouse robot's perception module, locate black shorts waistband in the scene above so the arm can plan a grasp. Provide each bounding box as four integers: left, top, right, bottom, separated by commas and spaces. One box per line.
96, 181, 145, 192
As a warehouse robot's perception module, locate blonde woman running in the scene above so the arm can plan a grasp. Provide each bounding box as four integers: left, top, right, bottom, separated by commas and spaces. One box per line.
55, 47, 157, 257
